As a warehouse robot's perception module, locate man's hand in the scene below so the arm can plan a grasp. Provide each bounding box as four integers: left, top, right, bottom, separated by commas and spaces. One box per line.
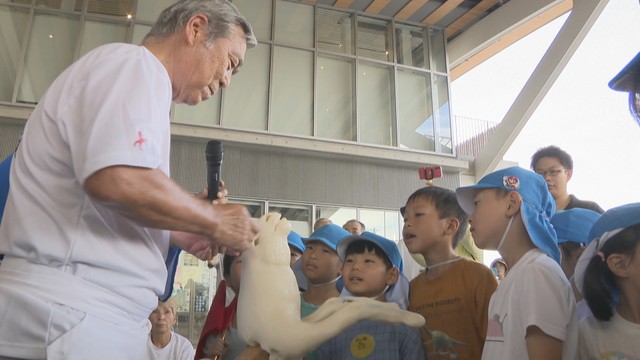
170, 231, 218, 260
235, 345, 270, 360
209, 204, 261, 254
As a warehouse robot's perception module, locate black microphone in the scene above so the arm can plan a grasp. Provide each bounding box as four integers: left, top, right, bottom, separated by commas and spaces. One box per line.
205, 140, 223, 201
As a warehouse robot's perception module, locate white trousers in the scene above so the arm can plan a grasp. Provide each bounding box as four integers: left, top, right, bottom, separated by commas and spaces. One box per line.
0, 257, 153, 360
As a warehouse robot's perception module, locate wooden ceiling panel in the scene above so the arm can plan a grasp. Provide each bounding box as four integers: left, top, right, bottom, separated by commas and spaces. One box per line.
422, 0, 464, 25
445, 0, 501, 39
394, 0, 430, 21
365, 0, 391, 14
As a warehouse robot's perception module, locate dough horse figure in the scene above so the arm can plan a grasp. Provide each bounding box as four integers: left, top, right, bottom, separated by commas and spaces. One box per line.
237, 213, 425, 360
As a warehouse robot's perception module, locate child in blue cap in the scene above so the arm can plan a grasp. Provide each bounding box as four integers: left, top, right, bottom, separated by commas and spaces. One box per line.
299, 223, 350, 360
287, 230, 305, 267
456, 166, 577, 359
550, 208, 601, 320
573, 203, 640, 358
317, 232, 425, 359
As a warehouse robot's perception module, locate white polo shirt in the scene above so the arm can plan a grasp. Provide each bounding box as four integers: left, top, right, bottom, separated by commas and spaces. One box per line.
0, 43, 172, 314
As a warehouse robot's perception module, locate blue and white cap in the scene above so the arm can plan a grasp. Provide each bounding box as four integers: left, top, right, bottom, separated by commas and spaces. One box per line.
551, 209, 601, 245
302, 224, 350, 253
337, 232, 409, 309
574, 203, 640, 295
287, 230, 306, 253
456, 166, 559, 263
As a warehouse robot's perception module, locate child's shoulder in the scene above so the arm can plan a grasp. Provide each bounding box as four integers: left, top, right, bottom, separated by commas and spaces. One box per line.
457, 257, 495, 276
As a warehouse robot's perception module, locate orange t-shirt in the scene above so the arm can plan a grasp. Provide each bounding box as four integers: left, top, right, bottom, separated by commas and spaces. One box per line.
409, 258, 497, 360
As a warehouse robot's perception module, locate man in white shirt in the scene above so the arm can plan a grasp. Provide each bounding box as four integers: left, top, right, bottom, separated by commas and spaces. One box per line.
0, 1, 259, 359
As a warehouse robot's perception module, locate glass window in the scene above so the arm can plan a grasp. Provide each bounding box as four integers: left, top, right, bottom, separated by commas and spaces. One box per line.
316, 55, 355, 141
268, 203, 311, 236
433, 74, 453, 154
31, 0, 76, 11
358, 61, 394, 146
430, 28, 447, 73
316, 206, 356, 230
397, 68, 435, 151
222, 43, 270, 131
77, 0, 134, 17
384, 211, 401, 241
317, 8, 352, 55
173, 92, 221, 127
0, 6, 29, 103
135, 0, 175, 22
357, 17, 392, 62
171, 251, 216, 345
395, 24, 426, 69
359, 209, 385, 235
132, 24, 151, 45
78, 20, 128, 59
232, 0, 272, 41
230, 199, 264, 219
17, 11, 80, 104
274, 0, 313, 48
271, 46, 313, 137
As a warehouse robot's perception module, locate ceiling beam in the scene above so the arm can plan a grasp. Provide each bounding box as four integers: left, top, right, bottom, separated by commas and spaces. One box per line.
450, 0, 571, 80
446, 0, 501, 39
333, 0, 355, 8
365, 0, 391, 14
473, 0, 609, 178
394, 0, 430, 21
422, 0, 463, 25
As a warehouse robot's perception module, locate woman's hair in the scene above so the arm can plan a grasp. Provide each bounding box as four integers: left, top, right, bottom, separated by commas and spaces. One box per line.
144, 0, 256, 48
582, 223, 640, 321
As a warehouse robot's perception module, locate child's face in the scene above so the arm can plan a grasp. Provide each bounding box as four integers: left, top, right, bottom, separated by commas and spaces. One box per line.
289, 246, 303, 267
301, 241, 342, 284
402, 198, 450, 254
149, 303, 176, 332
342, 248, 397, 299
469, 189, 511, 249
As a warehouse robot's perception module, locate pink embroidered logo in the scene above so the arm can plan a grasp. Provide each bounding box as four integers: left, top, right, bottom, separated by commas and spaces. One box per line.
133, 131, 148, 149
502, 176, 520, 190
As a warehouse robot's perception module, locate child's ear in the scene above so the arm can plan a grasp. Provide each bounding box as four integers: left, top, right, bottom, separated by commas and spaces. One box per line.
506, 192, 522, 216
445, 217, 460, 236
386, 267, 400, 286
607, 253, 632, 278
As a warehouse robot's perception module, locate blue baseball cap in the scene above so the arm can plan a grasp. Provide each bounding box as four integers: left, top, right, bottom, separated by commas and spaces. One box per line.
337, 232, 409, 309
302, 224, 350, 253
456, 166, 560, 263
574, 203, 640, 295
337, 231, 404, 272
287, 230, 305, 253
551, 209, 601, 245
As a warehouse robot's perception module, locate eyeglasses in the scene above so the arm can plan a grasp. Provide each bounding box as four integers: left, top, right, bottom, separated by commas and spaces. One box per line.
535, 168, 566, 178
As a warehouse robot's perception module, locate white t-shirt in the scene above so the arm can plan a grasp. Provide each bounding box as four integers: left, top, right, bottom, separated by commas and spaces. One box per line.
579, 311, 640, 359
482, 249, 578, 360
0, 43, 172, 314
147, 332, 195, 360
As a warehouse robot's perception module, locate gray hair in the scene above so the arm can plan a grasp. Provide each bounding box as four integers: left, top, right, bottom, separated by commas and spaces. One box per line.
144, 0, 257, 48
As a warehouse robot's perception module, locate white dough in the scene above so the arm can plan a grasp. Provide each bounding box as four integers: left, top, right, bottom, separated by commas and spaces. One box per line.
237, 213, 425, 360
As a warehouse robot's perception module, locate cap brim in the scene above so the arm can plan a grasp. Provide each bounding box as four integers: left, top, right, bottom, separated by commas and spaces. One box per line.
456, 183, 499, 215
609, 52, 640, 92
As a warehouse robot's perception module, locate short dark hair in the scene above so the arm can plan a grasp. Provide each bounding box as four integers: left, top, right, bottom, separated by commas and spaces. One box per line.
223, 253, 239, 277
345, 240, 392, 270
404, 187, 469, 249
530, 145, 574, 170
